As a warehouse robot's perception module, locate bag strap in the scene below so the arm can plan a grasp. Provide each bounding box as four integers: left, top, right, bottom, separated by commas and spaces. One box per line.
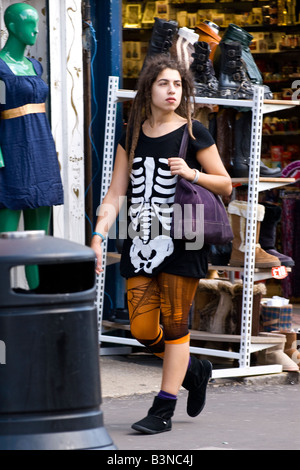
178, 124, 189, 161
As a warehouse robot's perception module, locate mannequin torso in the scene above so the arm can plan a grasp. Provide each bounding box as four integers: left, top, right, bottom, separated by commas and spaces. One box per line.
0, 3, 63, 289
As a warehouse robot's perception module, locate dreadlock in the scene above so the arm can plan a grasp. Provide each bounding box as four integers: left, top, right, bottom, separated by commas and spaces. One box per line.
125, 54, 196, 174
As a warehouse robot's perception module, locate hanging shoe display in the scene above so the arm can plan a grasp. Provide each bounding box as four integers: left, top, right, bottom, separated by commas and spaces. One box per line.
143, 17, 178, 63
228, 200, 281, 268
220, 23, 273, 99
218, 41, 255, 100
194, 20, 221, 60
190, 41, 219, 97
259, 202, 295, 267
231, 111, 282, 177
174, 26, 199, 70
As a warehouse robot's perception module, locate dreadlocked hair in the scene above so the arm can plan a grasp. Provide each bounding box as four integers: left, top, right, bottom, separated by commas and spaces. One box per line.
125, 54, 196, 174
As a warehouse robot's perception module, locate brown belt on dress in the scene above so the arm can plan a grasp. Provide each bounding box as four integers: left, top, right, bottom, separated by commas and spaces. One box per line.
1, 103, 46, 120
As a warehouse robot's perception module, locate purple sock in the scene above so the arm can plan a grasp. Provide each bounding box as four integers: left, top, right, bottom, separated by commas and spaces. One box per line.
158, 390, 177, 400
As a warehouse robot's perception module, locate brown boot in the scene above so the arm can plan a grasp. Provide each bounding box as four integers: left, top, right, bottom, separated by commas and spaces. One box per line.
280, 331, 300, 366
257, 332, 299, 372
228, 200, 281, 268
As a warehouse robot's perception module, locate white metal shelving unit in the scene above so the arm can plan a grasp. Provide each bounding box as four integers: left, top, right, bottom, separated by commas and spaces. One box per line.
96, 76, 299, 379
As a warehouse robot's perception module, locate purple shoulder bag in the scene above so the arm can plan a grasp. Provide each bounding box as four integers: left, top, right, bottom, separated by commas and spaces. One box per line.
171, 124, 233, 245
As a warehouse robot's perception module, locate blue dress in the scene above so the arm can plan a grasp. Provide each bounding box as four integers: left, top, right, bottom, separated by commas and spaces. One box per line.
0, 58, 64, 210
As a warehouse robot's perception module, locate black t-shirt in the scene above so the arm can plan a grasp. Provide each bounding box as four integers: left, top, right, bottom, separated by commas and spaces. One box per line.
118, 120, 215, 279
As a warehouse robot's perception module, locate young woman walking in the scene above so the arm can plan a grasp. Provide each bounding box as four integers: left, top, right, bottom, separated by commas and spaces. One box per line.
91, 54, 232, 434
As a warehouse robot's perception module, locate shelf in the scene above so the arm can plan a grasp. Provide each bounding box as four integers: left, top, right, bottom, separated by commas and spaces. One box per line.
263, 99, 300, 114
232, 176, 296, 191
115, 90, 300, 113
209, 264, 292, 281
99, 78, 292, 378
102, 320, 283, 345
107, 252, 121, 265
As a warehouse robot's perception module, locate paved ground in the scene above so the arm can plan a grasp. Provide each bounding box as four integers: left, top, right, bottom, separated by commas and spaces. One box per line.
99, 354, 300, 451
98, 310, 300, 451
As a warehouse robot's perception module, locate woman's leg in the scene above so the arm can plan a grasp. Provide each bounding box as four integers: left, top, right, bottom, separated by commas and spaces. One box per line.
158, 273, 199, 396
127, 275, 164, 357
130, 273, 199, 434
23, 207, 51, 289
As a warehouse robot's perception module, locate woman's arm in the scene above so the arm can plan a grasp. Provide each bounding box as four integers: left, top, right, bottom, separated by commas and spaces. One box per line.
194, 144, 232, 197
168, 144, 232, 197
91, 143, 129, 274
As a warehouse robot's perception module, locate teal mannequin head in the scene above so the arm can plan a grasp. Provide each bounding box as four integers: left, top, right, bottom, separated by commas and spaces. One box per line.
4, 3, 39, 47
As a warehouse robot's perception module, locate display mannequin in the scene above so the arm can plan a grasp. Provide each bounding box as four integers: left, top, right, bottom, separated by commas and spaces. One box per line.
0, 3, 64, 289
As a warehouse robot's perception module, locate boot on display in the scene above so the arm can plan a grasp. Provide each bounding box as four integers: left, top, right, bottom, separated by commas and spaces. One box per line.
257, 332, 299, 371
259, 202, 295, 267
175, 26, 199, 70
190, 41, 219, 97
221, 23, 273, 99
145, 17, 178, 61
231, 111, 282, 177
218, 41, 254, 100
228, 200, 281, 268
195, 20, 221, 60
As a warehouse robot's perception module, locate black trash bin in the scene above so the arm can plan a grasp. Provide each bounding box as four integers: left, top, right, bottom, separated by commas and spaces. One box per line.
0, 231, 116, 450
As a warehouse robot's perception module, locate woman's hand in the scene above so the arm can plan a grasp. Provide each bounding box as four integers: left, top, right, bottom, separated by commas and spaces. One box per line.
91, 237, 103, 275
168, 157, 195, 181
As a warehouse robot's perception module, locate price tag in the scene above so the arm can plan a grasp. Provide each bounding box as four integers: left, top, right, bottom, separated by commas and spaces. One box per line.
272, 266, 288, 279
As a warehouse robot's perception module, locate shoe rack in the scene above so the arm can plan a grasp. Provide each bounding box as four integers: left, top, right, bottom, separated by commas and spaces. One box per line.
96, 76, 299, 379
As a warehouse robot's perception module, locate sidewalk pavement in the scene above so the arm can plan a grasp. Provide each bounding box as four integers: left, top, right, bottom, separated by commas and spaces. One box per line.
98, 311, 300, 450
99, 353, 300, 451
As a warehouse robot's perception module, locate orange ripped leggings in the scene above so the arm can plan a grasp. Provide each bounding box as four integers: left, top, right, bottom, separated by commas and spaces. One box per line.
127, 273, 199, 358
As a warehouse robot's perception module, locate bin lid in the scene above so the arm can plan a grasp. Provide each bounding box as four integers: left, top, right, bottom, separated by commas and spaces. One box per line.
0, 232, 96, 265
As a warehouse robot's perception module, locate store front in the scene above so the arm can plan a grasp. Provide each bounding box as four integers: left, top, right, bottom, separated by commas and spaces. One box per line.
1, 1, 299, 372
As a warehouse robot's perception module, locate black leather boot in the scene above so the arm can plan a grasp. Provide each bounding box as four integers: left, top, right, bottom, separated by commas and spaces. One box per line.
232, 111, 282, 177
259, 202, 295, 267
146, 17, 178, 59
221, 23, 273, 99
131, 396, 176, 434
182, 356, 212, 417
190, 41, 219, 97
218, 41, 254, 99
216, 107, 236, 172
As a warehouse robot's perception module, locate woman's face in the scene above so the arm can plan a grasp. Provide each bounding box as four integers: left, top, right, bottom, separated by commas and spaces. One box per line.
151, 68, 183, 114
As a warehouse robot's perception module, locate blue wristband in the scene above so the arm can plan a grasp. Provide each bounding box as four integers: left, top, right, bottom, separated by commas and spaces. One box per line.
92, 231, 105, 242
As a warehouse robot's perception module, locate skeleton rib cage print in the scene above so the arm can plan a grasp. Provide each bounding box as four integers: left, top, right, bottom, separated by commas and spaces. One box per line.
129, 156, 177, 274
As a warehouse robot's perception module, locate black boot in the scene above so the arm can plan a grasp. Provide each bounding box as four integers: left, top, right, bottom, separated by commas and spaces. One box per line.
145, 17, 178, 60
131, 396, 176, 434
221, 23, 273, 99
218, 41, 254, 99
231, 111, 282, 177
182, 356, 212, 417
190, 41, 219, 97
259, 202, 295, 267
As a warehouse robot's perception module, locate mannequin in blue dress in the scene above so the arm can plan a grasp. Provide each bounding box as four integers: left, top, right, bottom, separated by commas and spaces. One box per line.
0, 3, 64, 289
